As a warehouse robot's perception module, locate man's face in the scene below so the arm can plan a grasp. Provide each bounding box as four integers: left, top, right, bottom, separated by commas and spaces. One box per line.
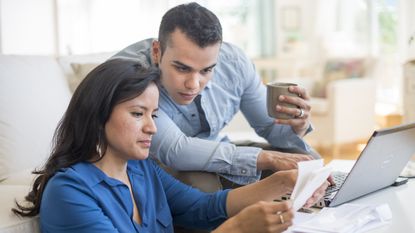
152, 30, 221, 105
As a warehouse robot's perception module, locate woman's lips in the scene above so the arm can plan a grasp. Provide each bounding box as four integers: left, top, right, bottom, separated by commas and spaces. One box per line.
139, 140, 151, 148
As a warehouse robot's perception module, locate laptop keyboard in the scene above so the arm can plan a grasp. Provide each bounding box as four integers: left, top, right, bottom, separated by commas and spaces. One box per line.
324, 171, 348, 198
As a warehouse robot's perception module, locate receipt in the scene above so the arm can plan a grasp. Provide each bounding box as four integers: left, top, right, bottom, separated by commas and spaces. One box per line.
290, 159, 332, 211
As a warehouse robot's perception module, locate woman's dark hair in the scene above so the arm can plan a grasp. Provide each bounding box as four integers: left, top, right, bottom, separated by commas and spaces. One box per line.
12, 58, 160, 217
158, 2, 222, 54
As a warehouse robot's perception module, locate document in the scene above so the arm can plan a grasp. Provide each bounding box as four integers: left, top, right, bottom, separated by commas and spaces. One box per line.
290, 159, 332, 211
290, 203, 392, 233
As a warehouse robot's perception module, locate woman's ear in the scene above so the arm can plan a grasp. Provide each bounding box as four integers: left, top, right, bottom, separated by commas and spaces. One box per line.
152, 40, 161, 65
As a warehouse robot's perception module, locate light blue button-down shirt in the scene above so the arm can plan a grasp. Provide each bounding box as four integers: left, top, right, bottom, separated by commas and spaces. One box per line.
112, 39, 313, 185
40, 159, 229, 233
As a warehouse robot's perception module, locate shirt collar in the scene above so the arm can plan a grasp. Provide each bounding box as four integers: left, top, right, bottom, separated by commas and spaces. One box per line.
71, 160, 144, 187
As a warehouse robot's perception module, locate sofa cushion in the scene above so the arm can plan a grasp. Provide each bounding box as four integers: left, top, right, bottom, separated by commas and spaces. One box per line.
0, 185, 40, 233
0, 55, 71, 181
1, 169, 37, 186
58, 52, 115, 92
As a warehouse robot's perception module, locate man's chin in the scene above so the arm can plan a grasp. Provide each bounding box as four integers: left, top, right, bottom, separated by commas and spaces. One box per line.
176, 99, 193, 105
173, 96, 195, 105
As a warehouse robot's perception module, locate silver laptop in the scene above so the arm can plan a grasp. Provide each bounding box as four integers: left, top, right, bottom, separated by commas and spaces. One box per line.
321, 122, 415, 207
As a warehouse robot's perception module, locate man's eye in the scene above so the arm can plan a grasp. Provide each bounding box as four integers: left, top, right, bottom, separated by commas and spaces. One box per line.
176, 66, 189, 72
152, 114, 158, 119
201, 68, 213, 74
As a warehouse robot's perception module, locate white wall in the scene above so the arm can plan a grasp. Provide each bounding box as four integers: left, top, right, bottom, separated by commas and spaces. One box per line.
1, 0, 56, 55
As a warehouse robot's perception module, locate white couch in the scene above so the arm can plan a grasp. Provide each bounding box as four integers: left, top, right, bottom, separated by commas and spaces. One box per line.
0, 53, 114, 233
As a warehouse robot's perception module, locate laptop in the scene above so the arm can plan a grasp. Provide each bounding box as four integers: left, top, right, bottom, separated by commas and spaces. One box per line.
319, 122, 415, 207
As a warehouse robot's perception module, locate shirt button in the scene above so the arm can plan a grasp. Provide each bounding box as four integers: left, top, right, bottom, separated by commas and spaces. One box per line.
191, 114, 196, 117
241, 169, 247, 174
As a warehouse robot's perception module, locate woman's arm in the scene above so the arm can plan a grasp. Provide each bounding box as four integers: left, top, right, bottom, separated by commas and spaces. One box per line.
226, 169, 328, 217
225, 170, 296, 217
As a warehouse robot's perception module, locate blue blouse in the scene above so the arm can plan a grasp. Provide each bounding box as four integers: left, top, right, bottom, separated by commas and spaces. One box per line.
40, 159, 229, 233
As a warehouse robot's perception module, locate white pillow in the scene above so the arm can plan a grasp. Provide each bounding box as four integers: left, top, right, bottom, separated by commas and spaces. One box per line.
0, 55, 71, 181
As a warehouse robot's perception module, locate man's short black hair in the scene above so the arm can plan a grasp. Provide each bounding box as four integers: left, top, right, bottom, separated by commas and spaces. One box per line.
158, 2, 222, 54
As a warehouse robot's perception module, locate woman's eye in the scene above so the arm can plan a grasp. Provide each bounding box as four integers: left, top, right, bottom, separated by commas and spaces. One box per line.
131, 112, 143, 118
151, 114, 158, 119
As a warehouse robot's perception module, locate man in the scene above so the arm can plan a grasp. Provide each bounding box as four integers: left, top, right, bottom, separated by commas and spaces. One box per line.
112, 2, 317, 187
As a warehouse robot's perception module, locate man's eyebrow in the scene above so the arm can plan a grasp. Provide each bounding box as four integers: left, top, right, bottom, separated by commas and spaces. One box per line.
204, 63, 217, 70
172, 60, 216, 71
172, 60, 191, 69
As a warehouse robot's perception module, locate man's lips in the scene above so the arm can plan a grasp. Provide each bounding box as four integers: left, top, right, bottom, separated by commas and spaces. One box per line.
179, 92, 197, 100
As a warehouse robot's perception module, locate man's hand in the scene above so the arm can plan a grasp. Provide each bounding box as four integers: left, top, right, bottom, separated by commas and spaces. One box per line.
274, 85, 311, 137
257, 150, 313, 172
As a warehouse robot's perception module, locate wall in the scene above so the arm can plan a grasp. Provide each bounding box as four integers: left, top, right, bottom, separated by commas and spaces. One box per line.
1, 0, 56, 55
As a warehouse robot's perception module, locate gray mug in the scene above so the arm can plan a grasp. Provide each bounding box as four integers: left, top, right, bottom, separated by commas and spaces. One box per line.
266, 82, 298, 119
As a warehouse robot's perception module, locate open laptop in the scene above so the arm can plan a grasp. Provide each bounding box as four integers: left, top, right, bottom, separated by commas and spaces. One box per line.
318, 122, 415, 207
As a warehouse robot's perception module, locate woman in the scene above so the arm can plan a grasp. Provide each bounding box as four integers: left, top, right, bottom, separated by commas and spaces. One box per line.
13, 59, 327, 233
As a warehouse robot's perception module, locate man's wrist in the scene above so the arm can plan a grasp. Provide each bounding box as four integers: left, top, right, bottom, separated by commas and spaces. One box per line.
257, 150, 283, 171
256, 150, 271, 171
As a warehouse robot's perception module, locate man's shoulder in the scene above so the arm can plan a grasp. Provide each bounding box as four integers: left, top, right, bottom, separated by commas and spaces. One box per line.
110, 38, 154, 67
219, 42, 245, 58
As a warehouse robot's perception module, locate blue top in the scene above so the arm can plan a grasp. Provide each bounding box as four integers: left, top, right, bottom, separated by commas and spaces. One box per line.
112, 39, 313, 185
40, 159, 229, 233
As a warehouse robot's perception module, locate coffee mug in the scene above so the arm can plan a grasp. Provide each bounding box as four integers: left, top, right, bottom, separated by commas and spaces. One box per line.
266, 82, 298, 119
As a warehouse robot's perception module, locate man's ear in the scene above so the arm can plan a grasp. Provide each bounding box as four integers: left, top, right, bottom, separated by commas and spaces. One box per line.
152, 40, 161, 64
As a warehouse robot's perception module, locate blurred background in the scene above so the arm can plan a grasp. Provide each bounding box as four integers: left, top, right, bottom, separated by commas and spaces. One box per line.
1, 0, 415, 159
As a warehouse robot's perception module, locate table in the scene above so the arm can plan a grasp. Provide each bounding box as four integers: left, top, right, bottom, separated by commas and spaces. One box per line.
291, 160, 415, 232
349, 177, 415, 232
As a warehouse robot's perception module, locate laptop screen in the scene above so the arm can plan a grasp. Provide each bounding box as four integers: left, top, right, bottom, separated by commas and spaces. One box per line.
329, 122, 415, 207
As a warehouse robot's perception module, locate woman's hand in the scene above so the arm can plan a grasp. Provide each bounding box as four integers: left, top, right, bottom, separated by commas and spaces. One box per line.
303, 181, 330, 208
214, 201, 294, 233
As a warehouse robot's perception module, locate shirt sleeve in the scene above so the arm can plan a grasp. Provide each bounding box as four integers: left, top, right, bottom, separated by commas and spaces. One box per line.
235, 47, 314, 155
150, 109, 261, 184
150, 160, 230, 230
40, 172, 119, 233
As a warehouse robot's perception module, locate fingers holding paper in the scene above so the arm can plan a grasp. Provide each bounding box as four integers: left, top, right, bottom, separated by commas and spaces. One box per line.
290, 160, 332, 211
304, 180, 330, 208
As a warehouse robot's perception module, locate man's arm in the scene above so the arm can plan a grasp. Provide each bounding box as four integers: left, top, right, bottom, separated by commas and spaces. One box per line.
234, 46, 314, 155
150, 109, 262, 184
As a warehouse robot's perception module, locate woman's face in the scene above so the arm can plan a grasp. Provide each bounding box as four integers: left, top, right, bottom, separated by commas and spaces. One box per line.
104, 83, 159, 161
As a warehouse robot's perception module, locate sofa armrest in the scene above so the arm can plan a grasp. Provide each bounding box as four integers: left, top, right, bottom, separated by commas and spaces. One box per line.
327, 78, 376, 143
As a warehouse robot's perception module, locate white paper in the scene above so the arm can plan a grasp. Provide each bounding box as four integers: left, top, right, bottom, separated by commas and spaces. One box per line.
291, 159, 332, 211
289, 203, 392, 233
